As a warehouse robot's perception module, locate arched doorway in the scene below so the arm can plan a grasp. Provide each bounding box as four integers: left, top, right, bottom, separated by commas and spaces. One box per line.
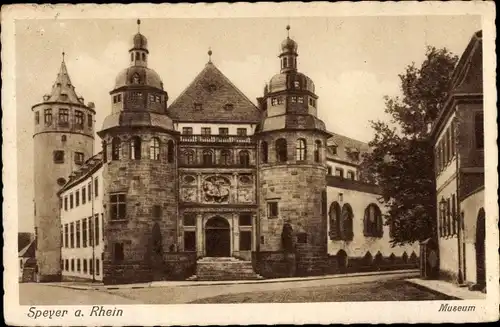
475, 208, 486, 287
205, 216, 231, 257
336, 250, 348, 272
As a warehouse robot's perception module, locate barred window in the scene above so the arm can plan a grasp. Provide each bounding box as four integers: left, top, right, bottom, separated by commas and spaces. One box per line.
112, 137, 121, 160
75, 110, 84, 129
110, 194, 127, 220
296, 139, 306, 161
149, 137, 161, 160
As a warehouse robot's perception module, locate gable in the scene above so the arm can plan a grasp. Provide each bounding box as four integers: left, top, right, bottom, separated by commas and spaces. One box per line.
167, 63, 262, 123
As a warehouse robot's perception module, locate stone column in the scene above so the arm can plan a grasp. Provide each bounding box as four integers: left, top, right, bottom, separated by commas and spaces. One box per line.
197, 172, 202, 203
233, 212, 239, 255
196, 213, 203, 257
252, 212, 257, 252
232, 172, 238, 203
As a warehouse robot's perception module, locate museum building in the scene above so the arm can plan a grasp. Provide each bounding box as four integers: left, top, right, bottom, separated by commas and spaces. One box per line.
31, 22, 418, 284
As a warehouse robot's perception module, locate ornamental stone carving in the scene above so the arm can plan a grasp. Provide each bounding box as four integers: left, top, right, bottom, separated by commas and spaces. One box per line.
202, 175, 231, 203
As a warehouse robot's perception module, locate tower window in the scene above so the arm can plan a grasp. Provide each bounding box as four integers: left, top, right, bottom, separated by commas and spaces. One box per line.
239, 150, 250, 167
53, 150, 65, 164
142, 53, 146, 61
267, 201, 279, 218
129, 136, 142, 160
283, 57, 288, 68
167, 140, 175, 163
44, 109, 52, 125
261, 141, 268, 163
314, 140, 322, 162
110, 194, 127, 221
135, 52, 140, 61
294, 80, 300, 88
111, 137, 121, 160
130, 92, 143, 102
75, 111, 84, 129
298, 96, 304, 103
87, 114, 93, 128
130, 53, 134, 62
35, 112, 40, 125
276, 138, 287, 162
58, 108, 69, 127
291, 96, 297, 103
296, 139, 307, 161
149, 137, 161, 160
74, 152, 84, 165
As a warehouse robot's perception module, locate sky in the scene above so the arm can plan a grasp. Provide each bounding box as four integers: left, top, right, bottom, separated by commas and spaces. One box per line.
16, 16, 481, 232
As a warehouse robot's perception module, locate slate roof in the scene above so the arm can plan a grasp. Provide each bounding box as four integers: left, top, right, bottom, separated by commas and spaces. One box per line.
326, 132, 371, 165
46, 59, 87, 106
167, 62, 262, 123
57, 152, 103, 195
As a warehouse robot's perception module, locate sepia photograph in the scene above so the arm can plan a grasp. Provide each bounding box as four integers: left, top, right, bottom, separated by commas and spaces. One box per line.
2, 2, 498, 325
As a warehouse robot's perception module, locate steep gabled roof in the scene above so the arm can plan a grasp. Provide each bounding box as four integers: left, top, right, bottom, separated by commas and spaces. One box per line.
47, 59, 86, 105
326, 132, 371, 165
167, 62, 261, 123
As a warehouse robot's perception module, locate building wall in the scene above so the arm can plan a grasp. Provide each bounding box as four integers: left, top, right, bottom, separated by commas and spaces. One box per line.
461, 189, 485, 284
326, 185, 418, 259
326, 159, 359, 180
33, 102, 94, 281
60, 168, 104, 281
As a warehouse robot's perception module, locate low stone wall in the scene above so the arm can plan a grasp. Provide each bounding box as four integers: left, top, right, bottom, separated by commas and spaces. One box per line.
324, 253, 419, 275
162, 252, 197, 280
252, 251, 296, 278
103, 261, 152, 285
295, 243, 327, 277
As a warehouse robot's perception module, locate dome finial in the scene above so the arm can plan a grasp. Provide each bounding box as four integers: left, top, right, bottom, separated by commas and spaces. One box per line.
62, 50, 65, 62
137, 19, 141, 33
208, 47, 213, 63
286, 24, 290, 38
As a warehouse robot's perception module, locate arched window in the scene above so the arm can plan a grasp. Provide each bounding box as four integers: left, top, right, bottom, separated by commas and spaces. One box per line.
341, 204, 354, 241
149, 137, 160, 160
102, 140, 107, 162
220, 150, 232, 165
261, 141, 268, 163
314, 140, 322, 162
111, 137, 121, 161
130, 53, 133, 62
132, 73, 140, 84
183, 150, 195, 165
239, 150, 250, 167
296, 139, 307, 161
202, 150, 214, 166
328, 202, 341, 240
129, 136, 142, 160
276, 138, 287, 162
364, 204, 383, 238
135, 52, 140, 61
167, 140, 174, 163
283, 57, 288, 69
142, 53, 146, 61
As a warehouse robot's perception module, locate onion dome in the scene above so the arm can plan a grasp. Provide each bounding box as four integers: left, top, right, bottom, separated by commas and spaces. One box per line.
114, 66, 163, 90
132, 32, 148, 51
268, 71, 315, 94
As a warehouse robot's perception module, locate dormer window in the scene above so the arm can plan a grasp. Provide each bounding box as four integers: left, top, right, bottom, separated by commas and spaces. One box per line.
294, 81, 300, 88
271, 98, 277, 106
155, 95, 161, 103
277, 97, 284, 105
298, 96, 304, 103
194, 103, 203, 111
224, 103, 234, 111
291, 96, 297, 103
329, 145, 338, 155
208, 84, 217, 92
132, 74, 140, 84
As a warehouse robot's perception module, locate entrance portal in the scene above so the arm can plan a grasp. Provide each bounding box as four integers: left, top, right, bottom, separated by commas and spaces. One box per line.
205, 216, 230, 257
475, 208, 486, 287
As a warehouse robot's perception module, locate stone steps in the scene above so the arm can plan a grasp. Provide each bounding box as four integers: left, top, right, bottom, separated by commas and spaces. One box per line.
188, 257, 264, 281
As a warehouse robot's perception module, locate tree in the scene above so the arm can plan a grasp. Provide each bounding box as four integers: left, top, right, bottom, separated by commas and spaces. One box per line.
360, 46, 459, 247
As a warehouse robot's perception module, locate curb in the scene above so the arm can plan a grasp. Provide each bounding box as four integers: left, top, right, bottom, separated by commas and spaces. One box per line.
404, 280, 461, 300
46, 269, 419, 291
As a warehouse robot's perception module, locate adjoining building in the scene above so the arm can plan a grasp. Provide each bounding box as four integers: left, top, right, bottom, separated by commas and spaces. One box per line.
431, 30, 485, 292
33, 21, 418, 284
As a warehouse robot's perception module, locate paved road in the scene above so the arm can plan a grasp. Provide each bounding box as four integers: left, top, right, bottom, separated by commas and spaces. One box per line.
20, 271, 449, 305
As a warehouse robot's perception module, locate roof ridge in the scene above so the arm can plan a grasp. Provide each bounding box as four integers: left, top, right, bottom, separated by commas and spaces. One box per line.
168, 63, 211, 108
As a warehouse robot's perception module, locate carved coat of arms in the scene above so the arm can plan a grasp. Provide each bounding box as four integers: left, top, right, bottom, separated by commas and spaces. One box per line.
202, 176, 231, 203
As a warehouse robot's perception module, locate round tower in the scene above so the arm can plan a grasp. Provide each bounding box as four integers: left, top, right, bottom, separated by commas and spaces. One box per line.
97, 20, 179, 284
255, 26, 331, 276
32, 53, 95, 281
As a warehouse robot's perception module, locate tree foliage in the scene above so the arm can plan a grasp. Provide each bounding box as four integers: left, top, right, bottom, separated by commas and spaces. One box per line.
360, 46, 459, 246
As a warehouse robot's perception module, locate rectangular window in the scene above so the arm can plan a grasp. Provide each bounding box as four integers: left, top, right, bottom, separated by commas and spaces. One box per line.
76, 220, 81, 248
271, 98, 277, 106
75, 190, 80, 207
35, 111, 40, 125
447, 129, 452, 162
58, 108, 69, 126
88, 183, 92, 201
219, 127, 229, 135
182, 127, 193, 135
71, 259, 74, 272
64, 224, 68, 248
65, 259, 69, 271
83, 259, 87, 273
130, 92, 143, 102
149, 94, 155, 103
113, 243, 124, 263
239, 213, 252, 226
156, 95, 161, 103
82, 219, 87, 248
475, 112, 484, 149
82, 187, 86, 205
96, 259, 100, 276
446, 198, 451, 236
88, 217, 93, 246
444, 131, 449, 164
277, 97, 284, 105
75, 110, 84, 129
327, 166, 333, 175
184, 231, 196, 252
77, 259, 81, 272
89, 259, 93, 275
237, 128, 247, 136
194, 103, 203, 111
88, 114, 93, 128
53, 150, 65, 164
95, 214, 99, 246
267, 201, 279, 219
94, 177, 99, 198
44, 109, 52, 125
239, 231, 252, 251
291, 96, 297, 103
183, 213, 196, 226
70, 222, 75, 248
298, 96, 304, 103
74, 152, 84, 165
70, 193, 74, 209
335, 168, 344, 178
346, 170, 355, 180
201, 127, 211, 135
110, 193, 127, 220
64, 196, 68, 211
451, 194, 457, 235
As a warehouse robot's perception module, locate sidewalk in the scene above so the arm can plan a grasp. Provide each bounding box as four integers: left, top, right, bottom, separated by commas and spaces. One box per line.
45, 269, 419, 291
406, 278, 487, 300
